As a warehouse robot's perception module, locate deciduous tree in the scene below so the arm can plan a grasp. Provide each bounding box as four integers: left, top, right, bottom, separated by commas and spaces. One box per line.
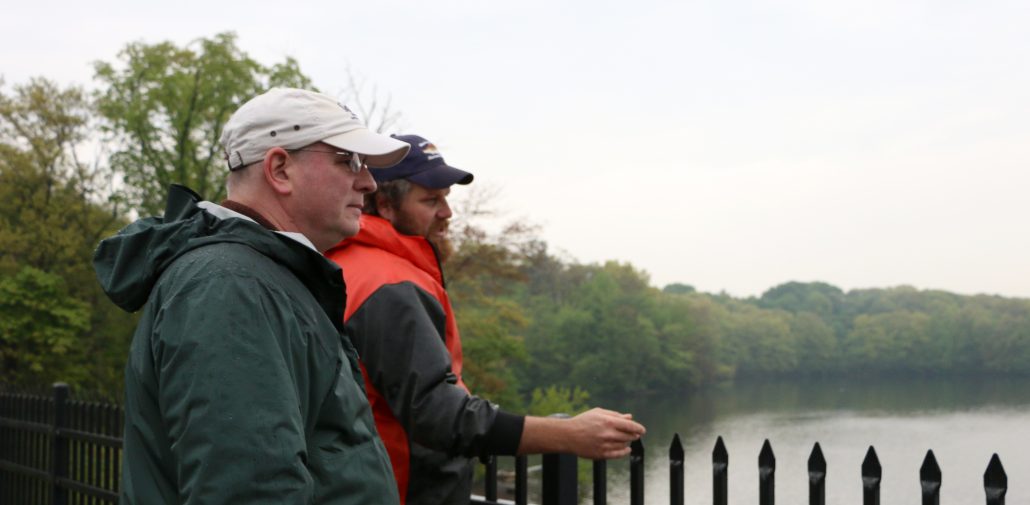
93, 32, 313, 213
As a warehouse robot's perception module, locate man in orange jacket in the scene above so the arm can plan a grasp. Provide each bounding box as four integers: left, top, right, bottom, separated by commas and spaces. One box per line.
325, 134, 646, 505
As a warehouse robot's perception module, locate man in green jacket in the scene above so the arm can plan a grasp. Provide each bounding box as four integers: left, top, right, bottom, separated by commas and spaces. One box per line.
93, 88, 410, 504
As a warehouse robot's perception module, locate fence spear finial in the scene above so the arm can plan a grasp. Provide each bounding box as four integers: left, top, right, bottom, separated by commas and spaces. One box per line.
984, 453, 1007, 505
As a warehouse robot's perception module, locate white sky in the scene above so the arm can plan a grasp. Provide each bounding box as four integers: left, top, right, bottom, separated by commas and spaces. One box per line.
4, 0, 1029, 298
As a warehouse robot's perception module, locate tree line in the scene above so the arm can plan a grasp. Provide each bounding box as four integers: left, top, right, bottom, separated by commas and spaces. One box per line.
2, 33, 1028, 410
448, 223, 1030, 405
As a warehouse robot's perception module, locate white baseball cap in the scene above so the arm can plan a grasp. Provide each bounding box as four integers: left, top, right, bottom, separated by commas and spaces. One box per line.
220, 87, 410, 170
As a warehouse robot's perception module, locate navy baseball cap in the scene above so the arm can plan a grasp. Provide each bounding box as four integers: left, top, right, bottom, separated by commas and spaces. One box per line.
372, 134, 474, 189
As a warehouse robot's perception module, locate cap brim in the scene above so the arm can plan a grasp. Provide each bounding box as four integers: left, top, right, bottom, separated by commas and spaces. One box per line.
323, 129, 411, 168
406, 164, 475, 189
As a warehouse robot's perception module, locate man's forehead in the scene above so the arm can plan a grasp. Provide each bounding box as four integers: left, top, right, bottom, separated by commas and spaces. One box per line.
409, 181, 451, 196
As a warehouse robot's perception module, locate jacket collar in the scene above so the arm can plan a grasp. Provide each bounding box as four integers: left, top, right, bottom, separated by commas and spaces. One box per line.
337, 215, 444, 286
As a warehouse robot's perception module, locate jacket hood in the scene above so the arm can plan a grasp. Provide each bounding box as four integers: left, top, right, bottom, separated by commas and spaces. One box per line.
94, 185, 345, 317
327, 215, 444, 287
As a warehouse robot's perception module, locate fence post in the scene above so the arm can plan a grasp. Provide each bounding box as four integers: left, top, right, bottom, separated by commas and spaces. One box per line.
712, 436, 728, 505
542, 451, 577, 505
515, 455, 528, 505
670, 434, 684, 505
984, 454, 1006, 505
484, 454, 498, 501
808, 442, 826, 505
758, 439, 775, 505
862, 446, 881, 505
51, 383, 69, 505
920, 450, 941, 505
543, 413, 577, 505
630, 439, 644, 505
593, 459, 607, 505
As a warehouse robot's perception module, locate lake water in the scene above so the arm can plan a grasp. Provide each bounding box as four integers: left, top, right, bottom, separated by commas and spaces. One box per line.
589, 376, 1030, 504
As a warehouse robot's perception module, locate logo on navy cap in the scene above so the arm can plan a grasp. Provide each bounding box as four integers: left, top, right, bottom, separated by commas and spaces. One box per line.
419, 140, 442, 161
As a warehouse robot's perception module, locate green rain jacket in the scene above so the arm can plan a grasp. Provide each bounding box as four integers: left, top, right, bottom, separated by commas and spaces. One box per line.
93, 185, 399, 505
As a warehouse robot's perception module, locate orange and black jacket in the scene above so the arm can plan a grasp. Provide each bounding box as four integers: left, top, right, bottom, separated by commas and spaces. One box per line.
325, 215, 524, 505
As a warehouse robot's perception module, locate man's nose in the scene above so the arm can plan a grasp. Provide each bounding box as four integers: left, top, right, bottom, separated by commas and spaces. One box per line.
355, 167, 377, 193
438, 197, 453, 219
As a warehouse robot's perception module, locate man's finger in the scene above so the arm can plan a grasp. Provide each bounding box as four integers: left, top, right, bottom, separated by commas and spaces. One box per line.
610, 417, 646, 435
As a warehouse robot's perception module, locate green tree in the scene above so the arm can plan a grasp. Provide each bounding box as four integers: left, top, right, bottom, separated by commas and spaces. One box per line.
789, 312, 839, 373
527, 386, 591, 416
650, 292, 720, 387
0, 78, 133, 394
447, 214, 535, 410
843, 310, 933, 374
662, 283, 696, 295
93, 32, 313, 214
724, 303, 798, 375
523, 262, 667, 398
0, 267, 90, 386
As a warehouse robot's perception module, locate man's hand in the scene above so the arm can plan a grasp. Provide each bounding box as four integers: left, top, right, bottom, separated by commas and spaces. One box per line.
563, 408, 646, 459
518, 408, 646, 459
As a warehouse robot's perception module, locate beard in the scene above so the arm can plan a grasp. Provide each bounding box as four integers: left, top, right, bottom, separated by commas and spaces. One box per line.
428, 220, 454, 264
393, 213, 454, 264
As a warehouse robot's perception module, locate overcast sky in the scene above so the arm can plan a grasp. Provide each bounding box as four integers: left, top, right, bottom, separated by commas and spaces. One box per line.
4, 0, 1028, 298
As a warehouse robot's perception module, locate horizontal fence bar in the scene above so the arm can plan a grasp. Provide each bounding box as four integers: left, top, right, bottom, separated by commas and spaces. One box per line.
0, 459, 52, 480
0, 417, 51, 434
56, 428, 122, 448
55, 476, 119, 502
0, 420, 121, 447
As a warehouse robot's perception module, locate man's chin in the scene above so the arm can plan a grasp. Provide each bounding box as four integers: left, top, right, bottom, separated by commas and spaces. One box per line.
429, 234, 454, 264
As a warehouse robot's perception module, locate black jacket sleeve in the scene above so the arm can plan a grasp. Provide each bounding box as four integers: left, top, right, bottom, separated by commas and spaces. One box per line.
346, 281, 523, 457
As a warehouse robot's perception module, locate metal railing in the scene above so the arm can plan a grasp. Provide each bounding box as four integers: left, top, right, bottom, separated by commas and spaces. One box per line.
473, 435, 1010, 505
0, 383, 122, 504
2, 385, 1012, 505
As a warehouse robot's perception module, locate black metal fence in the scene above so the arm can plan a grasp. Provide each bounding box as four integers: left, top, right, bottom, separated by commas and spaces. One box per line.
0, 383, 122, 504
474, 435, 1010, 505
1, 385, 1012, 505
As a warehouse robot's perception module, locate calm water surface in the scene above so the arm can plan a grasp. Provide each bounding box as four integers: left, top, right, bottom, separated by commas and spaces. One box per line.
590, 376, 1030, 505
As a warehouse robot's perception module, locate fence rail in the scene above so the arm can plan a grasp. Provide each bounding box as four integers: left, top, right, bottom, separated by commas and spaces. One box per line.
2, 384, 1012, 505
0, 383, 122, 505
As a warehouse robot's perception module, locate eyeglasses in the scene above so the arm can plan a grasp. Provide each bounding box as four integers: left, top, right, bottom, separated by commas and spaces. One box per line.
288, 148, 367, 173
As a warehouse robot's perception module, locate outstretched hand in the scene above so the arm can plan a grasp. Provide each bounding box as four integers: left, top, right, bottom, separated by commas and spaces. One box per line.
564, 408, 646, 460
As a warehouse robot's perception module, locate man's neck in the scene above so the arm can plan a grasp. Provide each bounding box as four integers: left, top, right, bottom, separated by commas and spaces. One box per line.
221, 199, 278, 230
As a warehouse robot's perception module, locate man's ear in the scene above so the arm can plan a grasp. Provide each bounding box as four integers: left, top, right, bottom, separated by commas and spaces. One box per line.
376, 192, 396, 222
262, 147, 293, 196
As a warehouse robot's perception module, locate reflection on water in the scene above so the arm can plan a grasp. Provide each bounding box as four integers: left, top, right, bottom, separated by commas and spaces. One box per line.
594, 376, 1030, 505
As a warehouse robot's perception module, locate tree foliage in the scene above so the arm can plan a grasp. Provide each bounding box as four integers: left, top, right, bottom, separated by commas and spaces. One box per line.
93, 32, 313, 214
0, 78, 133, 394
0, 267, 90, 386
446, 214, 1030, 402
